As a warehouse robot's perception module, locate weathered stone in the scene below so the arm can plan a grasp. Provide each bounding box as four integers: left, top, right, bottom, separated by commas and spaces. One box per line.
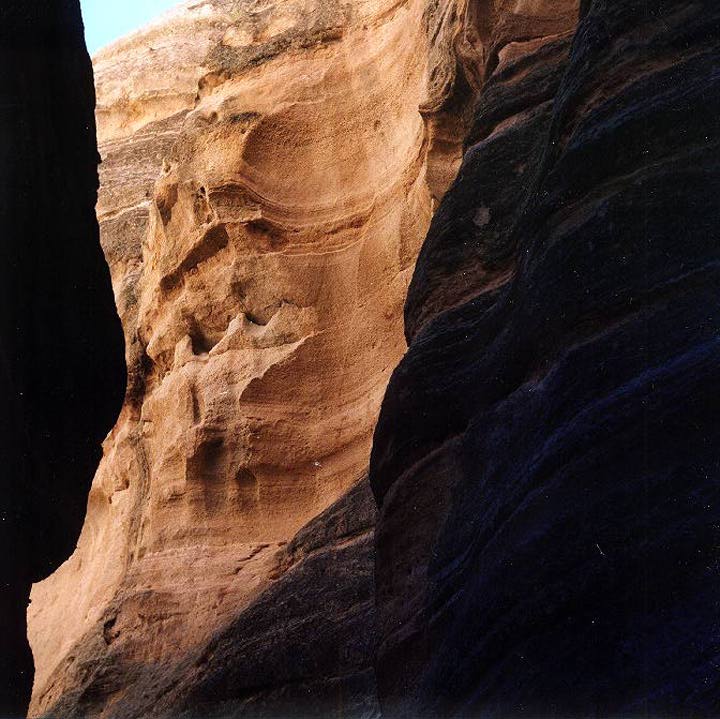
27, 1, 479, 715
33, 478, 378, 719
370, 0, 720, 716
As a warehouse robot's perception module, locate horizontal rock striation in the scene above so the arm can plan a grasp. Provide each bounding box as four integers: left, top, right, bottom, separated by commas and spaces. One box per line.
161, 478, 378, 719
370, 0, 720, 716
35, 478, 378, 719
28, 1, 483, 716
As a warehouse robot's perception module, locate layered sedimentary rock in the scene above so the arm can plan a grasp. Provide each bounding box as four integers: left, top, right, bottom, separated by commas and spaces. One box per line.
155, 478, 377, 719
370, 0, 720, 716
0, 2, 125, 716
28, 1, 481, 716
37, 477, 378, 719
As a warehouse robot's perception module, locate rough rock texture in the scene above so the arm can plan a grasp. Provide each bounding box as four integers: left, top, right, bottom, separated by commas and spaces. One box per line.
36, 478, 377, 719
0, 3, 126, 716
370, 0, 720, 717
159, 478, 377, 719
28, 1, 481, 716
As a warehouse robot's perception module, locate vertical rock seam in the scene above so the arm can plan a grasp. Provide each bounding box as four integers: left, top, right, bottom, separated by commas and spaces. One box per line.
370, 0, 720, 716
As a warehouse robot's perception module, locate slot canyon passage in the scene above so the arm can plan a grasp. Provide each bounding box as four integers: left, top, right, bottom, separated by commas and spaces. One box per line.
15, 0, 720, 718
27, 0, 485, 715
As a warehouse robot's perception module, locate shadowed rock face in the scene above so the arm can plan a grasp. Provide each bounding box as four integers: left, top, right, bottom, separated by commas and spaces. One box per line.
155, 478, 378, 719
370, 0, 720, 717
27, 1, 483, 716
0, 2, 126, 716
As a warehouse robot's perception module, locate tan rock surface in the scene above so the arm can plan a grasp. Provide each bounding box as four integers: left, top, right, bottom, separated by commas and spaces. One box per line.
28, 1, 579, 715
27, 0, 481, 715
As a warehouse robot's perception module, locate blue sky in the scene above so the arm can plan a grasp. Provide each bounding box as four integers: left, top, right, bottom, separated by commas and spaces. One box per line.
80, 0, 182, 54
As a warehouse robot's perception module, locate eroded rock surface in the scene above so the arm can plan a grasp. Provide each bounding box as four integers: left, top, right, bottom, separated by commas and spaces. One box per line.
36, 478, 377, 719
370, 0, 720, 716
27, 1, 481, 716
160, 478, 377, 719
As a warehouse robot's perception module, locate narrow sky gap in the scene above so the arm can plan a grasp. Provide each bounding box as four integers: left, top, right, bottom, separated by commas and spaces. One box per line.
80, 0, 182, 54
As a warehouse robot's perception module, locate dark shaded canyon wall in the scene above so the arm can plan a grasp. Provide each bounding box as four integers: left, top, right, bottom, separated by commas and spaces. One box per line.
0, 2, 126, 715
370, 0, 720, 717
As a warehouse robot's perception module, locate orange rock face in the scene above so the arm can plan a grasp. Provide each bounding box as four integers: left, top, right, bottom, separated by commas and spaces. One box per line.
27, 1, 579, 715
26, 0, 480, 714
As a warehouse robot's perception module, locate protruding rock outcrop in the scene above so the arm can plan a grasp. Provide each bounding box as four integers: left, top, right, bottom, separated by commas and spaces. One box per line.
370, 0, 720, 716
0, 2, 125, 716
27, 1, 481, 716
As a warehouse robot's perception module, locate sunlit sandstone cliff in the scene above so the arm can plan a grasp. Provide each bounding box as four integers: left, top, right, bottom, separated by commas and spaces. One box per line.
27, 0, 485, 715
23, 0, 720, 716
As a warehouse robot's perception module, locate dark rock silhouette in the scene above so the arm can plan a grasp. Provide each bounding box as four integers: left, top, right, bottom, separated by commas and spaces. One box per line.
0, 2, 126, 715
370, 0, 720, 716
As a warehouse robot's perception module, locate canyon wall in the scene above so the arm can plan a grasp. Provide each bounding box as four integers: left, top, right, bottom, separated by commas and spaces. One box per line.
370, 0, 720, 716
21, 0, 718, 716
28, 1, 481, 716
0, 2, 125, 715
